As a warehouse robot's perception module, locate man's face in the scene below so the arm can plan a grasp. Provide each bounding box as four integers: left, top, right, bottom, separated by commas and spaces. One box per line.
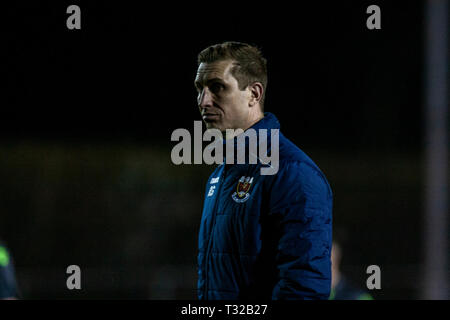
195, 59, 252, 132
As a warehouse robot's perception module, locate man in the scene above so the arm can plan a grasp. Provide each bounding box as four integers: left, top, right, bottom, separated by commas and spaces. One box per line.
0, 240, 19, 299
195, 42, 333, 300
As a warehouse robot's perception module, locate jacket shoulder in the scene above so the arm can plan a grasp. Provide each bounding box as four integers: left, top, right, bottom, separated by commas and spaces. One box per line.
278, 133, 316, 166
267, 133, 333, 210
277, 133, 329, 180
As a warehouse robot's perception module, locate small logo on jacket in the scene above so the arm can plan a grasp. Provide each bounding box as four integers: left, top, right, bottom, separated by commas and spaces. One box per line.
232, 176, 254, 203
207, 185, 216, 197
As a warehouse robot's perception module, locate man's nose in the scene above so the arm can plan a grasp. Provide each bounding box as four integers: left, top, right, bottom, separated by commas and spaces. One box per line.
198, 88, 213, 109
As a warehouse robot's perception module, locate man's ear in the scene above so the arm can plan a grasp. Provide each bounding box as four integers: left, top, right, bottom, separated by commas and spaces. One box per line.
248, 82, 264, 107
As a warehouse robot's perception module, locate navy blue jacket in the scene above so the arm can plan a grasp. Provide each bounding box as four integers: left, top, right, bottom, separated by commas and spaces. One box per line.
197, 113, 333, 300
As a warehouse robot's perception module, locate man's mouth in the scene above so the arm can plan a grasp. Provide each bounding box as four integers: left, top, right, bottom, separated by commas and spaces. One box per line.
202, 114, 219, 122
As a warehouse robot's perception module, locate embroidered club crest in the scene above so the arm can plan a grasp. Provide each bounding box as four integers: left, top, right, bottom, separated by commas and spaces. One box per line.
232, 176, 254, 203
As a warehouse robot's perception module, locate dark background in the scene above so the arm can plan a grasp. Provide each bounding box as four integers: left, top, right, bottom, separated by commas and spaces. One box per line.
0, 1, 439, 299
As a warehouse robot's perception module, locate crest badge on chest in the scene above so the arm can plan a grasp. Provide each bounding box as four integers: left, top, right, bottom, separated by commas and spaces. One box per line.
232, 176, 254, 203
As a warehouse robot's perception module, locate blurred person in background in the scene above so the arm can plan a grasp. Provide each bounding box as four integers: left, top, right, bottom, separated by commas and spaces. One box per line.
329, 231, 373, 300
0, 239, 19, 299
195, 41, 333, 300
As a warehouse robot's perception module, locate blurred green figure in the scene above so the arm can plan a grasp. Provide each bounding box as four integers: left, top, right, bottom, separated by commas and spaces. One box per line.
329, 239, 373, 300
0, 240, 19, 299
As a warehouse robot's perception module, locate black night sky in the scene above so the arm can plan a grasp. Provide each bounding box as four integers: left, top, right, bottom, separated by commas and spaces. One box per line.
3, 1, 423, 151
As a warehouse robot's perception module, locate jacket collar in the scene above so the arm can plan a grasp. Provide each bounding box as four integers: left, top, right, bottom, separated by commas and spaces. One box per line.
249, 112, 280, 132
222, 112, 280, 164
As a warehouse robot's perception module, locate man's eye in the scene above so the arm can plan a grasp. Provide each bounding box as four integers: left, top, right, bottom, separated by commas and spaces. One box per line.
210, 83, 223, 93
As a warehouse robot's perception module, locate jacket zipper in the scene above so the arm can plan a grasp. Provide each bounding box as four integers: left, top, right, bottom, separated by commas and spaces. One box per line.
204, 164, 227, 299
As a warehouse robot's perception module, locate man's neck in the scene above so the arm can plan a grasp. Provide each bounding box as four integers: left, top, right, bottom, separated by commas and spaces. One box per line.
223, 112, 264, 140
245, 112, 264, 131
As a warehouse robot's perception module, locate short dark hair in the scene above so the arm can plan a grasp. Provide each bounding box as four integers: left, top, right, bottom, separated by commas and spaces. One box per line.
197, 41, 268, 110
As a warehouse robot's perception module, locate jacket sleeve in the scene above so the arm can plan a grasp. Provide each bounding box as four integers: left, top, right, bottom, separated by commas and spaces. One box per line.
268, 161, 332, 300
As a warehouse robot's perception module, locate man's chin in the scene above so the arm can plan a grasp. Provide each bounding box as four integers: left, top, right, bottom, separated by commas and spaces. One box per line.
204, 120, 221, 131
